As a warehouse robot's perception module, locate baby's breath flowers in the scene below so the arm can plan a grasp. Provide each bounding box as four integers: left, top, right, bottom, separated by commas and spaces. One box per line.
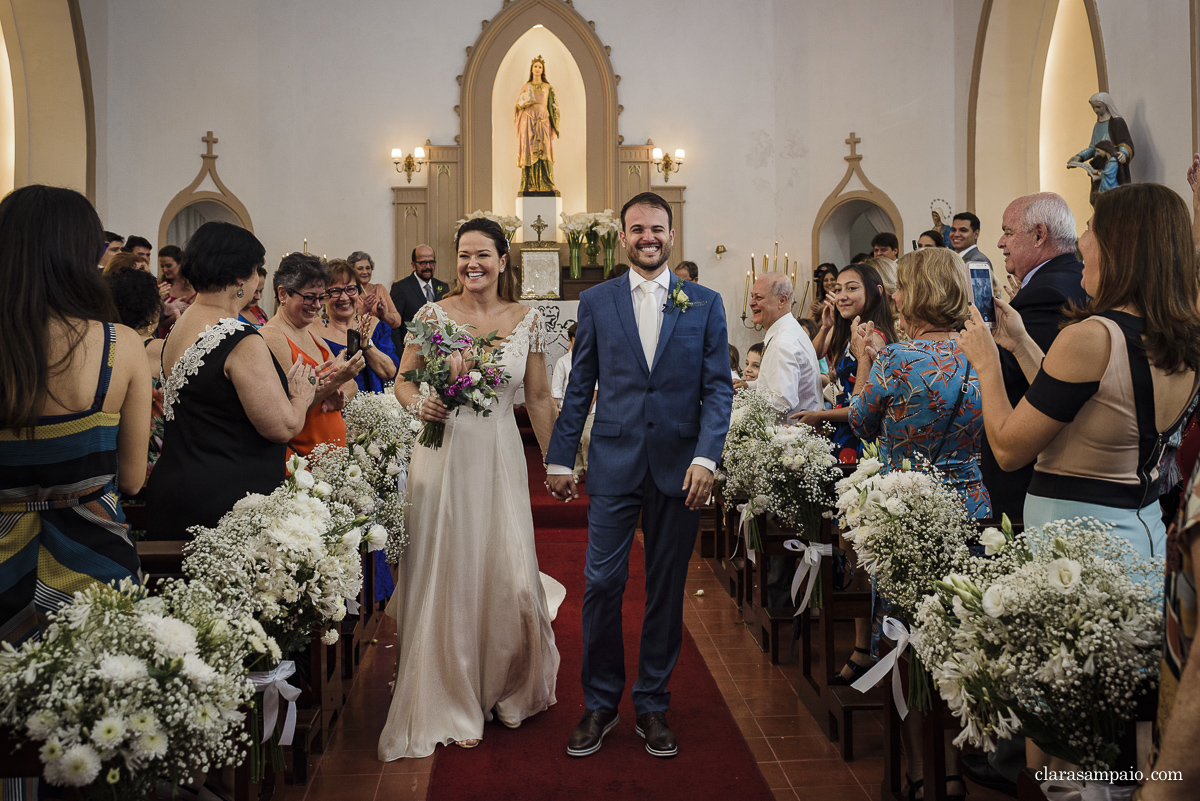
340, 388, 419, 563
913, 517, 1161, 770
0, 579, 261, 800
183, 458, 367, 658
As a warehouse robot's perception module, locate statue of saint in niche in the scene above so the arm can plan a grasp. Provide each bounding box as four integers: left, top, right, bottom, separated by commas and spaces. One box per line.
1067, 92, 1134, 202
515, 55, 560, 194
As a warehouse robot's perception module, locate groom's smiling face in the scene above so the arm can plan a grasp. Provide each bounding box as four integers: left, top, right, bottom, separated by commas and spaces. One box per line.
620, 204, 674, 275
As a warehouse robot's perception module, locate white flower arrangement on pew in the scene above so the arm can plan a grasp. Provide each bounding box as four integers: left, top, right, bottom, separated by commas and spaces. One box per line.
0, 578, 268, 799
307, 443, 390, 555
717, 387, 780, 551
912, 516, 1161, 770
833, 452, 976, 709
834, 452, 975, 619
340, 387, 420, 563
182, 456, 369, 658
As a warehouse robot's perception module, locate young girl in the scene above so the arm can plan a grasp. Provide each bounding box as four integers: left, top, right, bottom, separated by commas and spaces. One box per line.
797, 263, 896, 463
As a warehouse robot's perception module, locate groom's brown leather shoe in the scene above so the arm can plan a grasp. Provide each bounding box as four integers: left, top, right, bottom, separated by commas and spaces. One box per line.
567, 709, 619, 757
635, 711, 677, 757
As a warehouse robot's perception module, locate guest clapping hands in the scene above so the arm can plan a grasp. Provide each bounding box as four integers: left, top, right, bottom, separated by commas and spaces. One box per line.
957, 183, 1200, 572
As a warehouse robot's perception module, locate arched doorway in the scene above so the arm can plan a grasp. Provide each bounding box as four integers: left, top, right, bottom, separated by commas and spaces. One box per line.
817, 199, 895, 268
164, 200, 245, 248
0, 0, 93, 198
970, 0, 1106, 240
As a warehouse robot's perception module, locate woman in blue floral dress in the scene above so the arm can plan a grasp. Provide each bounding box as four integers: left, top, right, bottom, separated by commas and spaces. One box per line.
849, 249, 991, 517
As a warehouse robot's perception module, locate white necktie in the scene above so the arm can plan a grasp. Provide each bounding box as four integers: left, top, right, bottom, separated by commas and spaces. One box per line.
424, 282, 435, 302
637, 280, 659, 369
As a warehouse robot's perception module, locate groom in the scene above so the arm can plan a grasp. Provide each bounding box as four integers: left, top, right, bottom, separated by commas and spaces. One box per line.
546, 192, 733, 758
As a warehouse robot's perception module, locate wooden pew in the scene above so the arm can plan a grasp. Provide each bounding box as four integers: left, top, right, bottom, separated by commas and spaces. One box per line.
713, 487, 745, 609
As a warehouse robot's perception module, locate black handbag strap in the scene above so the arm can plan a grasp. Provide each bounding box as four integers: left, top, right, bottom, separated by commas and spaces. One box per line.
927, 361, 969, 467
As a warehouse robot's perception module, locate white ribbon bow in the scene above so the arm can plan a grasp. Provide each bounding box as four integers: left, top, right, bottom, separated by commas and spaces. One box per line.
734, 502, 755, 561
396, 462, 409, 500
1041, 780, 1136, 801
783, 539, 833, 614
345, 597, 361, 615
249, 660, 302, 746
852, 616, 910, 719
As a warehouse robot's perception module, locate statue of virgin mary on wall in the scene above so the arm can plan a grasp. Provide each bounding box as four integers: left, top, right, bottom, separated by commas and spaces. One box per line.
515, 55, 560, 194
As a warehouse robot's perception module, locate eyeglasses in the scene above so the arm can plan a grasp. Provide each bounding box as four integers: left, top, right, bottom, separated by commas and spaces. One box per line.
286, 288, 330, 305
326, 285, 360, 298
414, 260, 437, 267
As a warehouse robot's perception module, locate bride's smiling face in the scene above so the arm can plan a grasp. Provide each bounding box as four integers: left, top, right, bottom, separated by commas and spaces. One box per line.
457, 231, 506, 295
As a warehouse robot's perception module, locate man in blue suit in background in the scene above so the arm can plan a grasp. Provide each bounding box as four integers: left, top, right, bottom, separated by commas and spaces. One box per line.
546, 192, 734, 759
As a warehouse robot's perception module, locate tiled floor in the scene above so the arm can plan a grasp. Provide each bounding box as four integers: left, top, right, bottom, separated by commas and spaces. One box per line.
278, 551, 1009, 801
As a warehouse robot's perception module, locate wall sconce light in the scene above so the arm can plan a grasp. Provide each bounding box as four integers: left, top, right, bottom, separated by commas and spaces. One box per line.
651, 147, 684, 182
391, 146, 426, 183
714, 245, 727, 260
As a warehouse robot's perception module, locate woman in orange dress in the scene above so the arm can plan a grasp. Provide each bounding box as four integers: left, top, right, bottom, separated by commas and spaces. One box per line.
261, 253, 365, 457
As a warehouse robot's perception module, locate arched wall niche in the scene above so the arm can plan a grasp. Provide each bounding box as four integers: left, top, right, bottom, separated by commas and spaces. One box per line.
810, 134, 903, 294
968, 0, 1107, 249
157, 132, 253, 251
0, 0, 95, 200
460, 0, 618, 216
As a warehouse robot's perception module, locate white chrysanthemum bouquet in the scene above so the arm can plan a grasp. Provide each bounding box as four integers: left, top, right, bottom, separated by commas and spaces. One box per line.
0, 578, 267, 800
834, 455, 975, 618
183, 456, 369, 657
308, 442, 391, 554
834, 453, 976, 708
341, 388, 420, 563
913, 517, 1161, 770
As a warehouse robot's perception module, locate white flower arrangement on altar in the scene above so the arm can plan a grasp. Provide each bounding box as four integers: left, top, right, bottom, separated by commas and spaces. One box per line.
182, 456, 369, 657
455, 210, 521, 242
558, 211, 619, 249
0, 578, 267, 799
912, 517, 1161, 770
341, 387, 420, 563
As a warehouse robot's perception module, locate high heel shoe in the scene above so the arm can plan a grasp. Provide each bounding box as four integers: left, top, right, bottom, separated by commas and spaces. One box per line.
830, 646, 874, 686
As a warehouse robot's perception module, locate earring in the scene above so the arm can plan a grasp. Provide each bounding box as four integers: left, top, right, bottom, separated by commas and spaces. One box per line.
236, 283, 245, 298
320, 306, 330, 325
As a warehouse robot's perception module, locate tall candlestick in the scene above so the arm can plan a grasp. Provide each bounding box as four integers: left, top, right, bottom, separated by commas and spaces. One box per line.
773, 241, 779, 272
784, 254, 789, 279
743, 271, 751, 315
303, 238, 308, 255
762, 254, 768, 275
751, 253, 755, 281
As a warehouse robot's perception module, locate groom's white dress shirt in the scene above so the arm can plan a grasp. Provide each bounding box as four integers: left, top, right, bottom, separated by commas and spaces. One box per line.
746, 313, 822, 419
548, 268, 715, 476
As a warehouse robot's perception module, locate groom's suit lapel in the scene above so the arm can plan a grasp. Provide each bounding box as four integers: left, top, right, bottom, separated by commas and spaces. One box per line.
651, 286, 680, 376
611, 273, 650, 375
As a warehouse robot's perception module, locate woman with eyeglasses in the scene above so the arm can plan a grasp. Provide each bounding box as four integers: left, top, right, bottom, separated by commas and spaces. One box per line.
261, 253, 365, 459
320, 259, 398, 393
145, 224, 318, 541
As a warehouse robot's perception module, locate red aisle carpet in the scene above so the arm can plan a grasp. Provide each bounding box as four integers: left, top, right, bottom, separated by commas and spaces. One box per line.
427, 423, 773, 801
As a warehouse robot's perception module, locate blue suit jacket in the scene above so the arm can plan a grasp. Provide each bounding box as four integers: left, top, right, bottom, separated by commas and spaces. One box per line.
547, 273, 734, 497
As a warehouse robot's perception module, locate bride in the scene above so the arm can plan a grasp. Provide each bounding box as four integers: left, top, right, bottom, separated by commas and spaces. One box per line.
379, 217, 562, 759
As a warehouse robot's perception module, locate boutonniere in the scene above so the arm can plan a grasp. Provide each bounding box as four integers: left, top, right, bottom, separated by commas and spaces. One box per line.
664, 278, 707, 314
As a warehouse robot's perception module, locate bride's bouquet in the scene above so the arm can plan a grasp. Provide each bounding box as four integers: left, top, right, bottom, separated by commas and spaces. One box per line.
401, 317, 512, 449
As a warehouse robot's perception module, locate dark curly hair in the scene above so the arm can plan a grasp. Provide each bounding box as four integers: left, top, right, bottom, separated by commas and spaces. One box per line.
105, 267, 163, 332
273, 252, 331, 301
181, 222, 265, 293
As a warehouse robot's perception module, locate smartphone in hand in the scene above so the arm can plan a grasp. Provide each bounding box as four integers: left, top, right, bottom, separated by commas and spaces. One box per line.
346, 328, 362, 358
968, 262, 996, 326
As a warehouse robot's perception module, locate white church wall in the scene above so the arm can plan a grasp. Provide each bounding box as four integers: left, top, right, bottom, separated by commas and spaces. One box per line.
85, 0, 1195, 360
1094, 0, 1194, 201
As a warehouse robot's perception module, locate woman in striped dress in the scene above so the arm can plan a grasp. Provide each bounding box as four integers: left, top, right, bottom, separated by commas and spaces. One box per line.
0, 185, 151, 645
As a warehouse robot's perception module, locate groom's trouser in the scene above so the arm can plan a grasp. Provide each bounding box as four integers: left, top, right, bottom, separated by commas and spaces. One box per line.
581, 468, 699, 715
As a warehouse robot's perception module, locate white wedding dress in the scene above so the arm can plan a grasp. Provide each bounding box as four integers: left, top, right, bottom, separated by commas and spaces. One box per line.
378, 303, 563, 760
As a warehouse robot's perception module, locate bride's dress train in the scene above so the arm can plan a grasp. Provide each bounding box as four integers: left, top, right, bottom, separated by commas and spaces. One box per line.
378, 304, 561, 760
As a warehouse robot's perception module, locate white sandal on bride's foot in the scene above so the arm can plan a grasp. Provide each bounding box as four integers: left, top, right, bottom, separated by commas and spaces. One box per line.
455, 738, 481, 748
